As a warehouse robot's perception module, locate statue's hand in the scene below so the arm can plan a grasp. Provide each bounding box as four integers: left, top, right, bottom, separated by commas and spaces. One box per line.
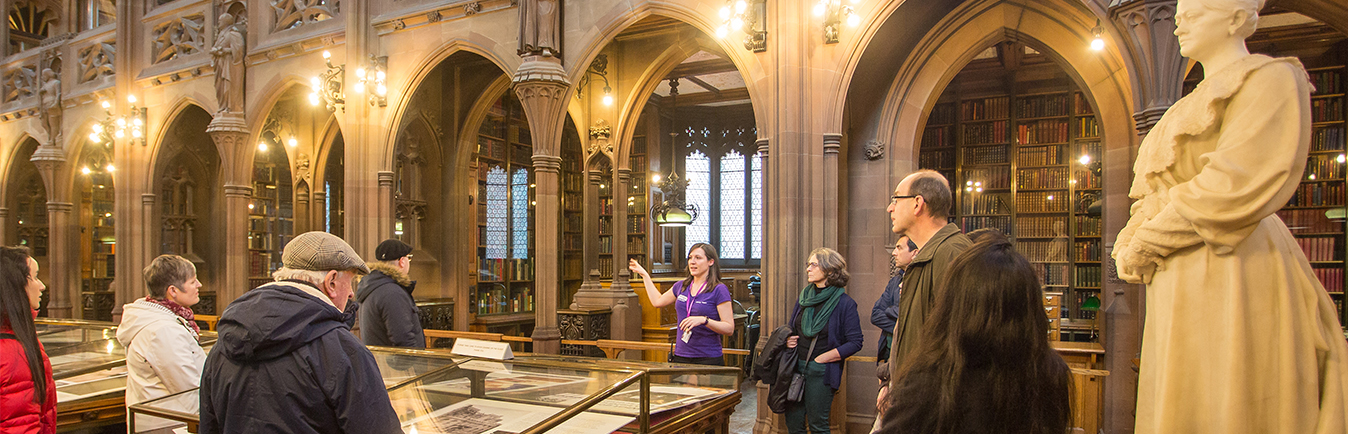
1115, 244, 1163, 284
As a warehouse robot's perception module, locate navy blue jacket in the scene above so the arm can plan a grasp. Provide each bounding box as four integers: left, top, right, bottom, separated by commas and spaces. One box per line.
355, 265, 425, 349
870, 271, 904, 362
200, 282, 401, 434
789, 292, 865, 390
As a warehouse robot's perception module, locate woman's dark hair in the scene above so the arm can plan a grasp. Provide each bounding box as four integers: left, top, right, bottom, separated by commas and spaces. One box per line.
1, 246, 47, 403
682, 243, 723, 292
883, 237, 1070, 433
810, 247, 850, 287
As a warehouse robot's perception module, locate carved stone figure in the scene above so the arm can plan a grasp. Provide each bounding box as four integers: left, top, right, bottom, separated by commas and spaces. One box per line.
518, 0, 560, 57
210, 13, 246, 114
1113, 0, 1348, 431
38, 68, 61, 145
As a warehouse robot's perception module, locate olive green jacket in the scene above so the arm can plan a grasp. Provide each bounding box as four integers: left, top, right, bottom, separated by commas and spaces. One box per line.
886, 223, 972, 389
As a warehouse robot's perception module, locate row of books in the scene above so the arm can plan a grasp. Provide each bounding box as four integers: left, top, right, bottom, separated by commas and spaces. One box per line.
564, 214, 582, 233
1015, 216, 1068, 238
1076, 117, 1100, 139
923, 125, 952, 148
1073, 293, 1098, 320
628, 216, 647, 234
1073, 93, 1094, 116
962, 145, 1010, 165
248, 251, 272, 278
628, 237, 646, 254
478, 136, 508, 160
477, 258, 535, 282
1312, 70, 1344, 96
962, 121, 1010, 145
1017, 145, 1067, 167
1315, 267, 1344, 293
1017, 167, 1071, 190
1076, 216, 1102, 237
1016, 93, 1071, 119
1074, 169, 1102, 190
628, 196, 647, 214
1075, 264, 1102, 288
563, 257, 582, 280
930, 103, 957, 125
563, 233, 582, 251
1016, 120, 1071, 145
1313, 99, 1344, 123
1031, 262, 1071, 287
1312, 127, 1346, 151
561, 152, 583, 173
960, 97, 1010, 121
598, 198, 615, 215
474, 287, 534, 315
1306, 154, 1346, 180
599, 235, 612, 253
1287, 182, 1345, 208
563, 173, 584, 192
629, 155, 647, 176
919, 149, 956, 169
563, 191, 582, 212
598, 257, 614, 279
962, 166, 1011, 189
1295, 236, 1340, 262
960, 195, 1011, 215
1016, 191, 1070, 213
961, 216, 1013, 234
1277, 209, 1344, 233
1075, 239, 1102, 261
1018, 240, 1071, 263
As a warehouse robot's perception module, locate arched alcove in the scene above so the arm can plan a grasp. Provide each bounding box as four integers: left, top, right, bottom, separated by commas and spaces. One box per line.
3, 138, 47, 313
152, 105, 221, 314
73, 140, 115, 320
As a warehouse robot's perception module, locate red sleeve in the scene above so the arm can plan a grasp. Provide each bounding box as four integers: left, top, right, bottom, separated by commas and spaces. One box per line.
0, 339, 46, 433
40, 344, 55, 434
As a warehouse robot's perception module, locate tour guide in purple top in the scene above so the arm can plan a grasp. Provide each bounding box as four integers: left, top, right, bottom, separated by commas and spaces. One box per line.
630, 243, 735, 365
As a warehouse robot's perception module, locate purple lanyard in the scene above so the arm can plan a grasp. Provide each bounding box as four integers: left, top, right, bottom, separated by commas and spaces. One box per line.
685, 280, 710, 317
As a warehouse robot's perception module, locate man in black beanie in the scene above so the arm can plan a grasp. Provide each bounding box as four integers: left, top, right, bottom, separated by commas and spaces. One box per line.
355, 239, 425, 348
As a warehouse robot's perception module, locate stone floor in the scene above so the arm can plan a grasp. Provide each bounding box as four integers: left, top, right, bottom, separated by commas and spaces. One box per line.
730, 378, 758, 433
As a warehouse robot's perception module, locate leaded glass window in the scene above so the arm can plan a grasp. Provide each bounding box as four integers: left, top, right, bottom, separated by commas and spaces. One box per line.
510, 168, 530, 259
720, 150, 746, 259
674, 121, 762, 264
751, 151, 763, 260
686, 150, 711, 246
485, 166, 508, 259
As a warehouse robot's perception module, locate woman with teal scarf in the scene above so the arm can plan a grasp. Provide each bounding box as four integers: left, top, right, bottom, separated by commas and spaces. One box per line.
785, 247, 865, 434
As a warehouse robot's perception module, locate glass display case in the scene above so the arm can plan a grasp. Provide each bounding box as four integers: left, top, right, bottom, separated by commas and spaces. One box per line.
131, 350, 742, 434
35, 318, 118, 351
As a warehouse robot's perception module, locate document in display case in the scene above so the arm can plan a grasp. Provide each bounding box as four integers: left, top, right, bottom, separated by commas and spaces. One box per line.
131, 350, 742, 434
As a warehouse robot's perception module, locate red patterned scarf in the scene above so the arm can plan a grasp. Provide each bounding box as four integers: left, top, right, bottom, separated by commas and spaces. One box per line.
145, 296, 201, 336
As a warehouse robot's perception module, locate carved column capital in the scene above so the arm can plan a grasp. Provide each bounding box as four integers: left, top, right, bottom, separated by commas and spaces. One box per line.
377, 171, 395, 188
45, 202, 74, 213
1109, 0, 1184, 134
141, 193, 156, 206
0, 207, 7, 218
616, 168, 630, 180
756, 138, 770, 157
822, 134, 842, 155
223, 184, 253, 198
533, 154, 562, 173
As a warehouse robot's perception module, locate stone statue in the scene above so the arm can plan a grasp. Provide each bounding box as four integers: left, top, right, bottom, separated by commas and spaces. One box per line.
518, 0, 560, 57
1113, 0, 1348, 431
210, 12, 246, 115
37, 68, 61, 146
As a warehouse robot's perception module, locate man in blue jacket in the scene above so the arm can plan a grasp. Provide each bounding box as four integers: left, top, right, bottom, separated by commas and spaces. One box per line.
871, 235, 918, 371
356, 239, 425, 348
200, 231, 401, 434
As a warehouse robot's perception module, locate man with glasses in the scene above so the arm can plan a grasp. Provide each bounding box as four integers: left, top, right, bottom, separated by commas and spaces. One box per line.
355, 239, 426, 348
876, 170, 971, 417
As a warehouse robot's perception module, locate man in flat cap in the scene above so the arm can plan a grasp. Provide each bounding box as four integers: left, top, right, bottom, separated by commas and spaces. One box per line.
199, 231, 400, 434
356, 239, 425, 348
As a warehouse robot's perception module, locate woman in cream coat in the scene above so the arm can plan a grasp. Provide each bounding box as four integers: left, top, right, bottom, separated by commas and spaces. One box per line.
1113, 0, 1348, 431
117, 255, 207, 433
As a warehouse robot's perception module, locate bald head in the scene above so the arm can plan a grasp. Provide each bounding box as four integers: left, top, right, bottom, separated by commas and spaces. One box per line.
901, 170, 953, 220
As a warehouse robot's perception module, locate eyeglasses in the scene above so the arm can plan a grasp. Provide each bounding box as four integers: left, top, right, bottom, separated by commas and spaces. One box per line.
806, 262, 821, 269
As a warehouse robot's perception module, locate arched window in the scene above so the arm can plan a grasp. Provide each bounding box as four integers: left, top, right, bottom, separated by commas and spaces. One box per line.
685, 150, 710, 246
484, 166, 508, 260
679, 123, 761, 264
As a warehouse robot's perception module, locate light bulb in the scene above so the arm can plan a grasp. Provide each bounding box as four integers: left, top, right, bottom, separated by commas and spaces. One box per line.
322, 50, 331, 59
309, 93, 320, 106
731, 17, 743, 31
133, 117, 143, 126
258, 142, 268, 152
100, 100, 111, 109
131, 128, 142, 138
114, 130, 124, 138
376, 70, 386, 81
311, 77, 321, 88
653, 174, 661, 183
354, 84, 364, 94
716, 25, 729, 38
1310, 173, 1318, 180
966, 187, 972, 192
814, 2, 826, 17
376, 84, 387, 96
966, 180, 973, 186
602, 93, 614, 106
92, 123, 103, 133
846, 13, 860, 27
126, 95, 137, 104
1090, 37, 1105, 51
81, 166, 92, 175
355, 68, 366, 78
975, 187, 982, 192
735, 0, 747, 13
248, 203, 255, 210
115, 118, 126, 127
1339, 154, 1346, 163
288, 137, 298, 147
105, 213, 111, 217
106, 164, 115, 172
1078, 155, 1091, 165
720, 7, 731, 19
89, 133, 101, 143
1047, 195, 1054, 200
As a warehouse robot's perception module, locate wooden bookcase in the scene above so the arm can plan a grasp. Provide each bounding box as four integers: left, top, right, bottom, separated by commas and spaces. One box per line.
247, 151, 294, 290
473, 96, 536, 337
597, 160, 615, 280
1288, 65, 1347, 324
918, 53, 1105, 342
629, 118, 649, 270
561, 123, 584, 308
79, 171, 115, 321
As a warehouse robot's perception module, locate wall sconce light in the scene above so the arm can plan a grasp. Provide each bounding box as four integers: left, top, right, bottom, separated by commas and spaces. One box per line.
577, 54, 614, 107
717, 0, 767, 52
89, 95, 146, 146
354, 55, 388, 107
1090, 19, 1105, 51
815, 0, 861, 44
309, 50, 346, 112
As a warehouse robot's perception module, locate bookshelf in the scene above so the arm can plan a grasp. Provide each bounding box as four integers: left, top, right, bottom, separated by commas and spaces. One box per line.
918, 53, 1105, 342
473, 95, 536, 335
79, 169, 115, 321
628, 117, 649, 271
597, 159, 615, 280
561, 121, 584, 308
248, 150, 294, 290
1289, 65, 1347, 325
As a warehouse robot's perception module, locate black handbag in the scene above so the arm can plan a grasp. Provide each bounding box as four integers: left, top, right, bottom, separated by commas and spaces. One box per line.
786, 337, 818, 403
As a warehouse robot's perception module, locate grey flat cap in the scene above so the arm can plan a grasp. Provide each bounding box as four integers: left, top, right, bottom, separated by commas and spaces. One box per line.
282, 231, 370, 274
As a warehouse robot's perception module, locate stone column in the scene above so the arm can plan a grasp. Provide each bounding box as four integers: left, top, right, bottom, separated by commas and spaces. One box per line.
1110, 0, 1185, 134
30, 146, 75, 318
513, 57, 570, 354
207, 115, 253, 309
572, 166, 640, 345
0, 207, 7, 245
611, 168, 631, 286
822, 134, 842, 247
377, 171, 396, 244
577, 170, 603, 298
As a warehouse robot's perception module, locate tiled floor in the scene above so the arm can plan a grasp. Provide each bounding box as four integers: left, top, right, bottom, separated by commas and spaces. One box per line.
730, 379, 758, 433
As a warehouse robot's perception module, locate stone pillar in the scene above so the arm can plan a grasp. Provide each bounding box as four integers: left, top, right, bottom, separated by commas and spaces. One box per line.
0, 207, 7, 245
377, 171, 396, 244
572, 166, 641, 345
822, 134, 842, 247
30, 146, 75, 318
611, 168, 631, 286
513, 57, 570, 354
207, 115, 253, 310
1110, 0, 1185, 134
577, 170, 603, 298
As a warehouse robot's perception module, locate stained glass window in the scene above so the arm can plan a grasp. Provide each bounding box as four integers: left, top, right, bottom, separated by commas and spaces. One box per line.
751, 151, 763, 260
510, 168, 530, 259
686, 150, 711, 246
485, 166, 508, 259
720, 150, 746, 259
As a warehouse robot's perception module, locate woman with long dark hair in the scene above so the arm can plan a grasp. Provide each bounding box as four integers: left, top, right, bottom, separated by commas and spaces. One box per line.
785, 247, 864, 434
879, 235, 1070, 434
0, 246, 56, 433
630, 243, 735, 365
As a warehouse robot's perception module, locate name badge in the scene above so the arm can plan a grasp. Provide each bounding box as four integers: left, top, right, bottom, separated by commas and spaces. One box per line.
677, 295, 688, 302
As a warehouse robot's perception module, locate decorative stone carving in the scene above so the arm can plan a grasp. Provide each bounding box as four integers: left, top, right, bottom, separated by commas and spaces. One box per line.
864, 140, 884, 160
77, 42, 115, 83
211, 12, 247, 114
464, 2, 482, 15
272, 0, 341, 32
3, 65, 37, 104
152, 14, 206, 64
427, 10, 442, 22
391, 19, 405, 31
37, 67, 61, 147
1109, 0, 1185, 134
517, 0, 561, 58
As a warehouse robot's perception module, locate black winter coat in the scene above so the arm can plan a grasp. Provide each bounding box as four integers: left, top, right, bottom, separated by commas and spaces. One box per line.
200, 281, 401, 434
355, 264, 425, 348
751, 325, 798, 414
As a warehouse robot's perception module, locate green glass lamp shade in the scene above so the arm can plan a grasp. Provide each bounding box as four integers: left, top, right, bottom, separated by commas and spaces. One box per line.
1081, 295, 1102, 311
655, 207, 694, 227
